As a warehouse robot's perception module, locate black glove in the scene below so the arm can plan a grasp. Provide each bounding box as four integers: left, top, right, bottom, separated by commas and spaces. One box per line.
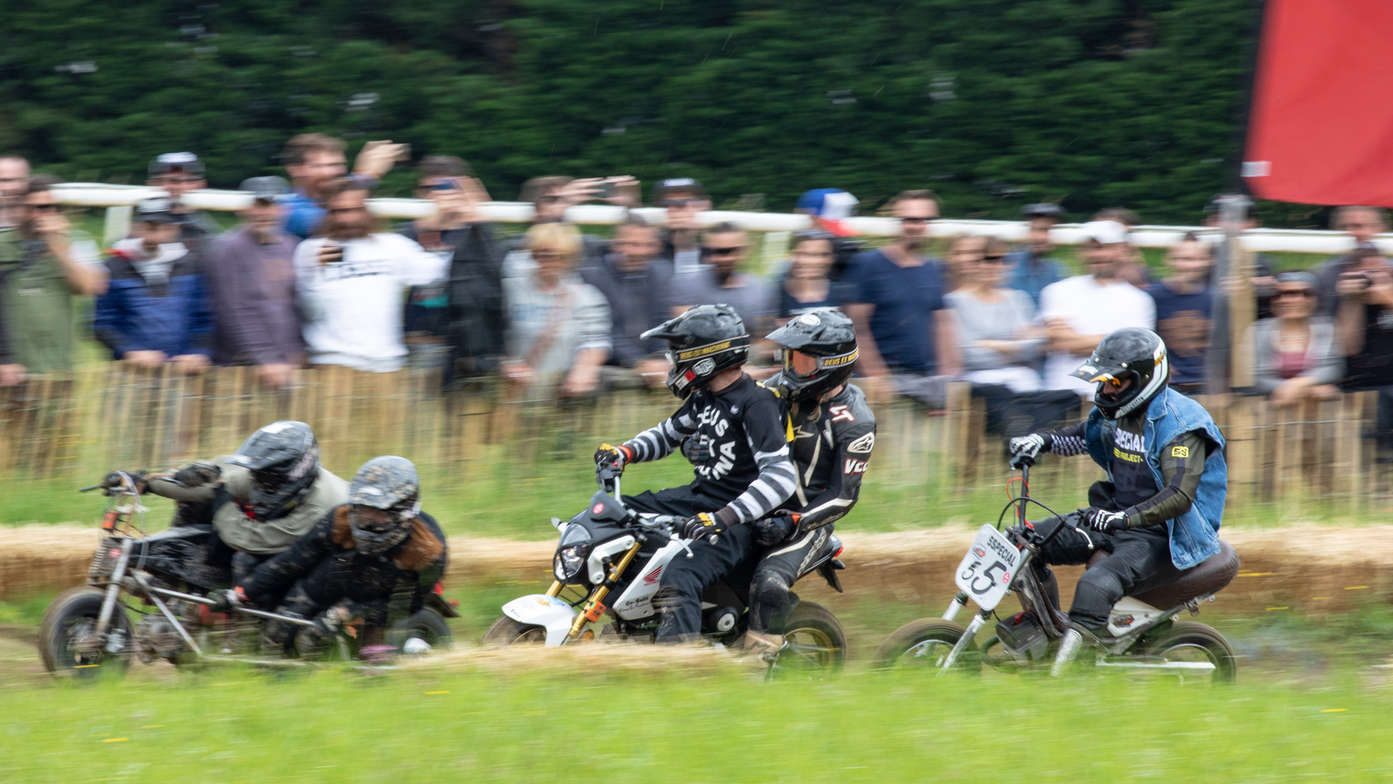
207, 587, 245, 612
594, 443, 633, 473
1081, 507, 1127, 533
173, 461, 221, 487
1007, 433, 1051, 461
312, 606, 351, 637
753, 514, 798, 547
680, 512, 722, 542
681, 436, 714, 463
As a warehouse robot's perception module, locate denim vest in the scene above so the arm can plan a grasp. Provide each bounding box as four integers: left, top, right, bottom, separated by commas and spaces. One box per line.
1083, 387, 1227, 570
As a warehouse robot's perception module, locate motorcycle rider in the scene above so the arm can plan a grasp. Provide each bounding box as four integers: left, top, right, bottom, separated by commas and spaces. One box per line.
150, 421, 349, 583
742, 309, 875, 653
1007, 327, 1227, 670
593, 304, 798, 643
212, 455, 447, 653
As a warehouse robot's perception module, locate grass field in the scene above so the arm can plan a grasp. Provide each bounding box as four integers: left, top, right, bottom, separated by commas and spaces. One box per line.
2, 663, 1389, 782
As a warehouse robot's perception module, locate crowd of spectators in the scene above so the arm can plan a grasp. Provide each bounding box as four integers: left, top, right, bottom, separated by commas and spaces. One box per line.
2, 139, 1393, 448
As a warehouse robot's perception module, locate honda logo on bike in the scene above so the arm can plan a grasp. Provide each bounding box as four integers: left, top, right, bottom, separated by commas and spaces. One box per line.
643, 565, 664, 585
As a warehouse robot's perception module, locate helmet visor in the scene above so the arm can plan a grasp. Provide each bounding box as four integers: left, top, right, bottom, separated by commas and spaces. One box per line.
778, 347, 858, 378
349, 505, 410, 555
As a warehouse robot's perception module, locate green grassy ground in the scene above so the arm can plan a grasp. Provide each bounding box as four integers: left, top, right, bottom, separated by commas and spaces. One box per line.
2, 665, 1389, 782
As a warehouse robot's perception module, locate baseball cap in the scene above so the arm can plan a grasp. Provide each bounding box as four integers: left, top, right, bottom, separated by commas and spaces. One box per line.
148, 152, 205, 179
795, 188, 859, 221
134, 197, 177, 223
240, 176, 291, 203
1022, 202, 1063, 220
1081, 219, 1129, 245
653, 177, 706, 203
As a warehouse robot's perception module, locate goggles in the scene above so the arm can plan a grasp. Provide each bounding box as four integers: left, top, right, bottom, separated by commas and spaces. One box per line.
779, 347, 858, 378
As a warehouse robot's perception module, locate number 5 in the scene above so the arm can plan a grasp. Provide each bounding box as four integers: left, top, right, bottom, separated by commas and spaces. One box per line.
971, 560, 1006, 594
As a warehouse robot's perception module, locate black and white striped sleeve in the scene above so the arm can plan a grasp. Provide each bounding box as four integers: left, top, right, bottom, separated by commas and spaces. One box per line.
622, 400, 699, 464
1043, 421, 1088, 457
713, 394, 798, 526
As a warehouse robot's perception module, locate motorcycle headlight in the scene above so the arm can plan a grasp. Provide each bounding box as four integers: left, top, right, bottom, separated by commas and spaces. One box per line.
552, 526, 592, 583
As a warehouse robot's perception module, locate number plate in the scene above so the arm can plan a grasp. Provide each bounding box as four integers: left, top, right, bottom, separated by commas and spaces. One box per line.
953, 525, 1023, 611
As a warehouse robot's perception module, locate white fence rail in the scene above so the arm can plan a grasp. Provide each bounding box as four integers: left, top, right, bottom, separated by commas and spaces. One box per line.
55, 181, 1361, 253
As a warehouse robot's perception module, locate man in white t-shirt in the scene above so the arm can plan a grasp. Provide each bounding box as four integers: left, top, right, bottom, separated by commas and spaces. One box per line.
1039, 220, 1155, 396
293, 179, 449, 372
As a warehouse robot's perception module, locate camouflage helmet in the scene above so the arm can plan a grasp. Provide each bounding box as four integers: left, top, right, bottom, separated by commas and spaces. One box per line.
347, 456, 420, 555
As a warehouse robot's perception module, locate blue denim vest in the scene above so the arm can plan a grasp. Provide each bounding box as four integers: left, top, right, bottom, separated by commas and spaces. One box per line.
1083, 387, 1227, 569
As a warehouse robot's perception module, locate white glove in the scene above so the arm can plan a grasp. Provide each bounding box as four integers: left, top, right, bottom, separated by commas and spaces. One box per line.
1008, 433, 1049, 460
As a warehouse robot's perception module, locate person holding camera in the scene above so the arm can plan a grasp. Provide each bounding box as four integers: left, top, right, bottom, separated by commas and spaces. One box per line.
1334, 246, 1393, 391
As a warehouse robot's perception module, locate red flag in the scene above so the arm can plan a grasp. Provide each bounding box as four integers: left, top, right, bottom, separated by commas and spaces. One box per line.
1243, 0, 1393, 206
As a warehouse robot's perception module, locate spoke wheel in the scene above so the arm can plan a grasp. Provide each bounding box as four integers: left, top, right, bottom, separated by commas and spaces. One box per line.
873, 618, 978, 672
38, 587, 133, 677
768, 601, 847, 677
1142, 621, 1237, 684
481, 615, 549, 645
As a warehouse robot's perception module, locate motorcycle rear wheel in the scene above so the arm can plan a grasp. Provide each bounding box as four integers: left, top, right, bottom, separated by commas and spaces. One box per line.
872, 618, 978, 672
769, 601, 847, 674
386, 609, 453, 652
1142, 621, 1237, 684
38, 587, 134, 677
481, 615, 548, 645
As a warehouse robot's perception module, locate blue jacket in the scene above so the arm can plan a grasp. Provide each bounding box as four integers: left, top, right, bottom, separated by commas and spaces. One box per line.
280, 190, 324, 240
1082, 387, 1227, 569
1005, 249, 1063, 306
94, 249, 212, 359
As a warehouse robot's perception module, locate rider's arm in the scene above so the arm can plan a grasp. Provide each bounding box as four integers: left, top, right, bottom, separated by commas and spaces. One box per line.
1119, 431, 1211, 529
797, 420, 876, 532
239, 510, 336, 604
1038, 421, 1088, 456
621, 396, 699, 463
712, 394, 799, 527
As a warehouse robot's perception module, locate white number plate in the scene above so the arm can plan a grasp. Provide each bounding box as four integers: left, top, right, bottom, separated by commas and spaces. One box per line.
953, 525, 1023, 611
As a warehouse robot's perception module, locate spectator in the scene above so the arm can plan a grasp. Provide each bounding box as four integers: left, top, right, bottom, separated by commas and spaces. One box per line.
654, 178, 710, 275
1202, 195, 1278, 394
0, 291, 16, 386
0, 175, 106, 376
146, 152, 220, 250
203, 176, 302, 388
501, 223, 611, 398
794, 188, 864, 285
942, 233, 987, 294
1316, 205, 1387, 316
1249, 272, 1341, 408
292, 179, 448, 372
504, 175, 635, 278
844, 189, 961, 406
1039, 220, 1155, 396
671, 222, 776, 344
1203, 195, 1276, 320
280, 134, 404, 239
395, 155, 502, 373
0, 154, 30, 228
946, 236, 1043, 392
94, 197, 210, 372
1094, 207, 1151, 288
1006, 203, 1065, 305
777, 230, 840, 321
1334, 246, 1393, 390
1147, 235, 1214, 394
578, 214, 671, 387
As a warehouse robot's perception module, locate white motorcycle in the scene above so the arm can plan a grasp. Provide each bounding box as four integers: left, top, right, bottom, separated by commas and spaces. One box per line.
484, 466, 849, 672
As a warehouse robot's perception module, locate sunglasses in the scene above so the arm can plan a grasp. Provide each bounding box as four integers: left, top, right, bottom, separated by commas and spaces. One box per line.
26, 203, 61, 212
1274, 289, 1315, 299
981, 254, 1007, 264
702, 246, 745, 256
664, 198, 700, 208
900, 217, 932, 225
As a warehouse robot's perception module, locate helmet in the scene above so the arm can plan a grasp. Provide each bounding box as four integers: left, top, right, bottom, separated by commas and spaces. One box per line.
227, 421, 320, 520
1070, 328, 1169, 419
641, 304, 750, 398
766, 309, 858, 403
346, 456, 421, 556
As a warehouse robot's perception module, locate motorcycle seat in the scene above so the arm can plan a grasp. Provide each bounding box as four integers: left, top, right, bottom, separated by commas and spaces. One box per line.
1131, 540, 1240, 609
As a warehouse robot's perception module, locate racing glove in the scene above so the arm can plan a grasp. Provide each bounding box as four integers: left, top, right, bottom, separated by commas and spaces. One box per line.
680, 512, 722, 542
753, 514, 798, 547
681, 436, 714, 463
172, 461, 221, 488
207, 586, 246, 612
594, 443, 634, 473
1008, 433, 1051, 461
1081, 507, 1127, 533
312, 605, 353, 638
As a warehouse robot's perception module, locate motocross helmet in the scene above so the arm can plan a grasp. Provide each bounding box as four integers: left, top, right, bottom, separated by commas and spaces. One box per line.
346, 455, 420, 556
766, 308, 858, 404
227, 421, 320, 520
1071, 327, 1170, 420
641, 304, 750, 398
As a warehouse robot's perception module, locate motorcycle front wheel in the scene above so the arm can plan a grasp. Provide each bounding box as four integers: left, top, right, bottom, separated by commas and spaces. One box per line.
872, 618, 978, 672
481, 615, 548, 645
768, 601, 847, 675
1142, 621, 1237, 684
38, 587, 134, 677
386, 609, 454, 652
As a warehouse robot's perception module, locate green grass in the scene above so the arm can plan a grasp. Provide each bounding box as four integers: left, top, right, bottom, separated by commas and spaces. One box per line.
1, 665, 1389, 782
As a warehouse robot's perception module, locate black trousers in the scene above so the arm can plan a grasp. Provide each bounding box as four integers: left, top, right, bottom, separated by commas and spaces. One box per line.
1033, 517, 1172, 630
747, 525, 832, 633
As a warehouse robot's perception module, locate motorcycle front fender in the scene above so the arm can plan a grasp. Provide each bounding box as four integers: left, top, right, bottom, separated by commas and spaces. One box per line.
501, 594, 579, 647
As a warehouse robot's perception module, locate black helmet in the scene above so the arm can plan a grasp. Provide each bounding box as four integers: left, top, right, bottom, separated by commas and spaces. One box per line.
1071, 328, 1169, 419
227, 421, 320, 520
346, 456, 421, 556
766, 309, 858, 403
641, 304, 750, 398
